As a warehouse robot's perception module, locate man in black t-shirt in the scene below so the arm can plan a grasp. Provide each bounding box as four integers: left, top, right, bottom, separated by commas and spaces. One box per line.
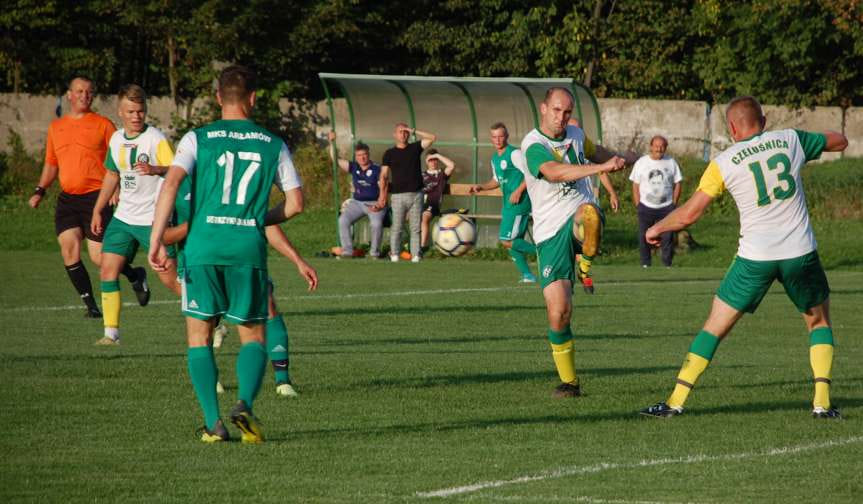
381, 122, 436, 262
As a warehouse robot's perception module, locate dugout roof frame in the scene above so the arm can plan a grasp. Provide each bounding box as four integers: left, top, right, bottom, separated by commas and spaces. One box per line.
318, 73, 603, 216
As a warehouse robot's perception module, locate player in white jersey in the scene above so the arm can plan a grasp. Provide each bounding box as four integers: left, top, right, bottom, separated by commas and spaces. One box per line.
520, 87, 632, 398
640, 96, 848, 419
91, 84, 180, 345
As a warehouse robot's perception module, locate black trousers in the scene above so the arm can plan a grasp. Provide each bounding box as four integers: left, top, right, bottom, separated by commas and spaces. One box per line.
637, 202, 675, 266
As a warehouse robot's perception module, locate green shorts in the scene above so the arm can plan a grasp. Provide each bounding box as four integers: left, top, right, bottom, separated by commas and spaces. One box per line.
181, 265, 269, 323
498, 210, 530, 242
716, 250, 830, 313
103, 218, 176, 260
536, 219, 581, 289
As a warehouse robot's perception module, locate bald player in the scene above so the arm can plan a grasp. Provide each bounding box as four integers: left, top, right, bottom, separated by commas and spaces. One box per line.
520, 87, 631, 398
640, 96, 848, 419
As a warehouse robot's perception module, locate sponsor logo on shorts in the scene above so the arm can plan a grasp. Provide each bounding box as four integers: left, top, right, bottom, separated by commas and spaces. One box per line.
189, 300, 199, 309
543, 266, 552, 278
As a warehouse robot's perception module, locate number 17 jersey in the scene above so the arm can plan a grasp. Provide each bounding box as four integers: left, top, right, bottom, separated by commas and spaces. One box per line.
173, 119, 302, 268
697, 128, 826, 261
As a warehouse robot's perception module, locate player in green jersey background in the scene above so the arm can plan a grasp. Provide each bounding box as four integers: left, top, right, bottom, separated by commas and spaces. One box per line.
149, 65, 304, 443
470, 122, 536, 283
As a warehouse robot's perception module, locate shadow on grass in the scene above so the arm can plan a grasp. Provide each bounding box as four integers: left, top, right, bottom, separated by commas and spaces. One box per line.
352, 365, 680, 390
280, 303, 635, 318
829, 288, 863, 295
724, 375, 863, 390
262, 396, 863, 442
686, 396, 863, 417
314, 330, 673, 349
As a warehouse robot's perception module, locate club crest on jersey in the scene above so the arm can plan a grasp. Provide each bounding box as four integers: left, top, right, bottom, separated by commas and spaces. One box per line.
500, 160, 508, 169
137, 153, 150, 164
557, 180, 582, 200
552, 140, 573, 162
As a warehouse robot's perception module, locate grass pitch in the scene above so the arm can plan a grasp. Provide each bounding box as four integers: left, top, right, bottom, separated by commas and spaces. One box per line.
1, 252, 861, 503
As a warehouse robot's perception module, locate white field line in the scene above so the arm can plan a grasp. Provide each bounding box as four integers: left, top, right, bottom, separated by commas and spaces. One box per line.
0, 279, 721, 314
468, 495, 687, 504
416, 435, 863, 499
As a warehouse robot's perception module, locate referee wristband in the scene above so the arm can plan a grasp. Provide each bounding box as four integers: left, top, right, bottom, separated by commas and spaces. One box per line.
33, 186, 46, 197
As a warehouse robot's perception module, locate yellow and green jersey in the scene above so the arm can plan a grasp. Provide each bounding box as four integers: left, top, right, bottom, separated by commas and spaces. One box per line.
491, 145, 531, 215
104, 125, 174, 225
172, 119, 302, 269
697, 128, 826, 261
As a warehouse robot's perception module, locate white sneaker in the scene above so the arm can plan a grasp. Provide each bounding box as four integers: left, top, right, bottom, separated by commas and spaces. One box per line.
213, 322, 228, 348
216, 381, 225, 394
389, 254, 399, 262
411, 255, 421, 263
275, 383, 298, 398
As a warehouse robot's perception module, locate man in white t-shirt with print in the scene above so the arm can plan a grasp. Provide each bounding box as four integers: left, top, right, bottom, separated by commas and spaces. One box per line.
629, 136, 682, 267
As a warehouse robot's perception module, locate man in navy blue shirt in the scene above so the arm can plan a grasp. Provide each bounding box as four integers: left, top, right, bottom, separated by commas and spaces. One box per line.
328, 132, 389, 258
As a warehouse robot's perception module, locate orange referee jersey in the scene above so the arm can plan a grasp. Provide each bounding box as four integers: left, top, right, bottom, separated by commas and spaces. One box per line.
44, 112, 116, 194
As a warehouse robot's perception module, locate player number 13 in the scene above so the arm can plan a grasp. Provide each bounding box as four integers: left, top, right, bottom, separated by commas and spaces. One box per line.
747, 153, 796, 207
217, 150, 261, 205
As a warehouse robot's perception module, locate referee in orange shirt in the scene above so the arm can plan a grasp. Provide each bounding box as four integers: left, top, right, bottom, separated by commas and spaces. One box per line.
29, 77, 149, 318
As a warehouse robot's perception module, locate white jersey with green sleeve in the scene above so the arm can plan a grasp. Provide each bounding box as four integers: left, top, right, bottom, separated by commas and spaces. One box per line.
104, 125, 174, 225
519, 125, 598, 243
172, 119, 302, 269
697, 128, 827, 261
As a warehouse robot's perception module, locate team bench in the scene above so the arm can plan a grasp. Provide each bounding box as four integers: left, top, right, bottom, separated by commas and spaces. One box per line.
446, 183, 502, 220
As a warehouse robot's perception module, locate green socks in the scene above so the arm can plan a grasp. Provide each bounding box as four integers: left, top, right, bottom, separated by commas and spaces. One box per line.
236, 341, 267, 408
187, 346, 220, 430
266, 316, 290, 384
509, 249, 533, 277
511, 238, 536, 255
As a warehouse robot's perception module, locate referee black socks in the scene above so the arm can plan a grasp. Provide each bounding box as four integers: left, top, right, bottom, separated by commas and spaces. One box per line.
65, 261, 99, 311
121, 263, 138, 282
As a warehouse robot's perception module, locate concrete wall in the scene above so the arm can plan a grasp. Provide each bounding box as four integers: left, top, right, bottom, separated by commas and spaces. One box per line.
598, 98, 710, 158
844, 107, 863, 158
2, 93, 859, 163
0, 94, 206, 154
708, 103, 844, 162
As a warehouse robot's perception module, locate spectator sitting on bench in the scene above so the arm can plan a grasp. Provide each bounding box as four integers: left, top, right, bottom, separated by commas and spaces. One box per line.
328, 131, 389, 259
420, 149, 456, 251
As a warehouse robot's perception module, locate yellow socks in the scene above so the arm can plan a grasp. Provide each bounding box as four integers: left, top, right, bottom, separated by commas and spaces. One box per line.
667, 330, 719, 408
548, 328, 578, 385
809, 327, 834, 410
101, 280, 121, 337
579, 203, 601, 259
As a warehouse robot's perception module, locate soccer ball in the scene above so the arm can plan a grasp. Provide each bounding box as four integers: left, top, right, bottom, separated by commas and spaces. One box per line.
433, 213, 476, 257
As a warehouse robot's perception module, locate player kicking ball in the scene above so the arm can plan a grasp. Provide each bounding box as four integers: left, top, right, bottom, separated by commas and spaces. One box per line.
149, 65, 305, 443
520, 87, 631, 397
640, 96, 848, 419
91, 84, 181, 345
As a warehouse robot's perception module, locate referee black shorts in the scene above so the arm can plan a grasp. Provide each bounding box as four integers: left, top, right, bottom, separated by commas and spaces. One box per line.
55, 191, 112, 242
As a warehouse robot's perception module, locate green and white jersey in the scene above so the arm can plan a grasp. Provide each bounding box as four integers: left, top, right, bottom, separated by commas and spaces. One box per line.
491, 145, 531, 215
104, 125, 174, 225
172, 119, 302, 269
697, 128, 826, 261
520, 125, 597, 243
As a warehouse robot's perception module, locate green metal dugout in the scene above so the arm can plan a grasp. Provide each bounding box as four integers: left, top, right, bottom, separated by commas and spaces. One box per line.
318, 73, 604, 247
